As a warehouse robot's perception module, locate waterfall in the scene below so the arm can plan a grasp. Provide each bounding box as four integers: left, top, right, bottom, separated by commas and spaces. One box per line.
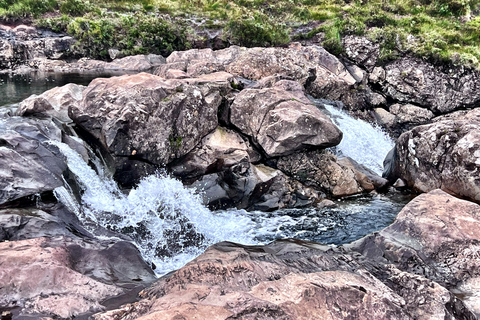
49, 136, 406, 276
320, 103, 394, 176
49, 140, 258, 275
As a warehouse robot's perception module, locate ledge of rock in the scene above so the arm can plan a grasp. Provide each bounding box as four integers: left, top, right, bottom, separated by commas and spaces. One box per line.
0, 236, 156, 319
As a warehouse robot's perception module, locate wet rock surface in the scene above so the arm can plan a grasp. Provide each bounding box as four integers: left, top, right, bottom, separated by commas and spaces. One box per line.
93, 190, 479, 320
0, 117, 66, 207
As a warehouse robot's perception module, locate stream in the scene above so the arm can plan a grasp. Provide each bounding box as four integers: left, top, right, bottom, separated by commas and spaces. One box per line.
1, 73, 413, 276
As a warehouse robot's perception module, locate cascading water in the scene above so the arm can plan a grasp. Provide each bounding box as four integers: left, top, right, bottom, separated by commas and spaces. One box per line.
317, 101, 395, 175
50, 140, 259, 275
51, 138, 409, 276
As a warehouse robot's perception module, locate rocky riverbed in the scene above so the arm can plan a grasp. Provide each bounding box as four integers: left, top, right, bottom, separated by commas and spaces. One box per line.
1, 25, 480, 319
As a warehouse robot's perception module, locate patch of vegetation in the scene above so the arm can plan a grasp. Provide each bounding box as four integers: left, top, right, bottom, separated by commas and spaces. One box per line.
1, 0, 479, 68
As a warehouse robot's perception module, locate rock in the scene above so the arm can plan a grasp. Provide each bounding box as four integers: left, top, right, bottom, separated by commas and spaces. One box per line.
316, 199, 337, 208
93, 240, 411, 320
160, 44, 363, 109
351, 189, 480, 316
369, 57, 480, 114
343, 35, 380, 71
373, 107, 396, 127
0, 236, 156, 319
230, 80, 342, 157
69, 72, 222, 187
190, 161, 319, 210
389, 103, 435, 125
16, 83, 85, 122
0, 117, 66, 207
170, 127, 250, 180
384, 117, 480, 202
0, 25, 77, 70
95, 230, 476, 320
276, 150, 382, 197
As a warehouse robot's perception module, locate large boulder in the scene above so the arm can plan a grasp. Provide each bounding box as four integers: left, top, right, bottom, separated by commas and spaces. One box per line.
0, 117, 67, 207
384, 114, 480, 202
369, 57, 480, 114
230, 80, 342, 157
0, 236, 156, 319
351, 189, 480, 316
69, 72, 223, 187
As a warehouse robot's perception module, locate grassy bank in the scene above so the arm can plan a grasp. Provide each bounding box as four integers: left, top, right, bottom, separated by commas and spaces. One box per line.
1, 0, 479, 68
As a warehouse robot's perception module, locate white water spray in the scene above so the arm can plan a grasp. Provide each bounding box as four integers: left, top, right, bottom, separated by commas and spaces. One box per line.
50, 141, 258, 275
322, 104, 394, 175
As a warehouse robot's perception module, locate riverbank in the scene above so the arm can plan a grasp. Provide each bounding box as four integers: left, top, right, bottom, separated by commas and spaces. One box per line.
0, 0, 479, 68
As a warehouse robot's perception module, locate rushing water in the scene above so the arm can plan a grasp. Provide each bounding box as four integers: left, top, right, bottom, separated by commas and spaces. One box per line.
3, 73, 408, 275
49, 100, 408, 276
52, 139, 409, 275
318, 102, 395, 175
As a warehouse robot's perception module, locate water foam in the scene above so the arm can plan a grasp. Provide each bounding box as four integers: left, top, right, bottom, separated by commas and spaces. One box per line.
321, 103, 394, 175
50, 140, 258, 275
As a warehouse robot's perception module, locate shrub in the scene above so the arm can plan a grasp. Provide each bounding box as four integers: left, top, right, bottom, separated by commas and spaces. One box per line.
227, 15, 290, 47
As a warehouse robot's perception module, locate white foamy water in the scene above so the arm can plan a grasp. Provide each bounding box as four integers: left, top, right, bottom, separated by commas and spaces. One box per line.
50, 141, 259, 275
322, 103, 394, 175
49, 137, 406, 276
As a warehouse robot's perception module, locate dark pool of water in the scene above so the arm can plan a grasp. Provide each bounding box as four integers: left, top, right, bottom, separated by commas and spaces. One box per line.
0, 71, 132, 107
248, 192, 414, 246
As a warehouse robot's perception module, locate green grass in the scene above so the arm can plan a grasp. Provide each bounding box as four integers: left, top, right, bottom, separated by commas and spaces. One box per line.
1, 0, 479, 68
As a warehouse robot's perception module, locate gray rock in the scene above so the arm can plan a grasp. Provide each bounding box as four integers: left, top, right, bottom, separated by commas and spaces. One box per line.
343, 35, 380, 71
277, 150, 382, 197
389, 103, 435, 125
384, 116, 480, 203
0, 117, 66, 206
370, 57, 480, 114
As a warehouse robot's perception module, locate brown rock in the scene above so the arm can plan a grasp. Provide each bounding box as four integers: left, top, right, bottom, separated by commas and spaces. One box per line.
230, 80, 342, 157
0, 236, 155, 319
351, 189, 480, 316
69, 72, 221, 187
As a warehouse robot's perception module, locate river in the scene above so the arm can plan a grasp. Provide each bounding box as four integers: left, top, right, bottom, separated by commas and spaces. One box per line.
1, 73, 412, 276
